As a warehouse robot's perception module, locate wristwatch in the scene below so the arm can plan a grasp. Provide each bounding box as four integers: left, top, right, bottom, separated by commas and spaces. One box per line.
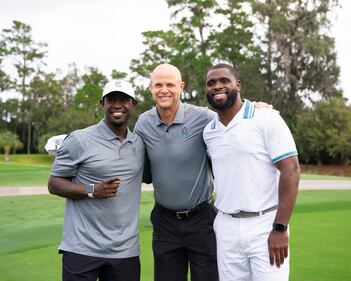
272, 223, 288, 232
86, 184, 95, 198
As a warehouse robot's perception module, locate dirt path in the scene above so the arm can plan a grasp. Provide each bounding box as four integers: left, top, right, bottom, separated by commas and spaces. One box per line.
0, 181, 350, 197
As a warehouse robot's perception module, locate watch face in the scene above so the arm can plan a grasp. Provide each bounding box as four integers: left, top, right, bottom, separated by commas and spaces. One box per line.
273, 223, 288, 232
87, 184, 94, 194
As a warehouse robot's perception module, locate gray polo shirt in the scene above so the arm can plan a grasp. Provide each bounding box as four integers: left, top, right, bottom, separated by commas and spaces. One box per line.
134, 103, 215, 210
51, 119, 145, 258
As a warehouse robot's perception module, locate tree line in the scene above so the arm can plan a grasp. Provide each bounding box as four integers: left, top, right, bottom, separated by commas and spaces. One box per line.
0, 0, 350, 165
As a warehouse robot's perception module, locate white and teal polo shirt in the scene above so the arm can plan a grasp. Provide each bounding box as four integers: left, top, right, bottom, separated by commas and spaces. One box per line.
203, 100, 298, 214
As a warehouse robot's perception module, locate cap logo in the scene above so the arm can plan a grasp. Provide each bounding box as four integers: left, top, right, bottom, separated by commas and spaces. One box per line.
114, 80, 122, 87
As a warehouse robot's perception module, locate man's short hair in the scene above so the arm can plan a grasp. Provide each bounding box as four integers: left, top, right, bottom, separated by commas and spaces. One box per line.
207, 63, 239, 80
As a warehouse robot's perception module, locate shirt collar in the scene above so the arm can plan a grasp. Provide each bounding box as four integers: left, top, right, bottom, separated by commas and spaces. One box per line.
211, 99, 254, 130
98, 119, 136, 142
151, 102, 185, 126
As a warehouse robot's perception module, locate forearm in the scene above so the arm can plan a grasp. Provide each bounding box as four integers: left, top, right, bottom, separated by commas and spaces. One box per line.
48, 175, 88, 199
274, 156, 300, 225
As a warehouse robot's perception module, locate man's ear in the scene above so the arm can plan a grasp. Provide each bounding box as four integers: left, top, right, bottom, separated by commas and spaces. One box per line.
236, 80, 241, 91
180, 81, 185, 92
99, 99, 104, 106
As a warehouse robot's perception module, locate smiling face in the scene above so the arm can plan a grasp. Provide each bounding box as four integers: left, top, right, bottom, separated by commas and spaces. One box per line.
100, 92, 136, 130
206, 67, 241, 111
149, 64, 184, 112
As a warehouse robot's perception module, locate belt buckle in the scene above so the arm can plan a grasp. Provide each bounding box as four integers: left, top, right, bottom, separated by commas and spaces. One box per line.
176, 210, 190, 219
231, 211, 258, 218
231, 211, 243, 218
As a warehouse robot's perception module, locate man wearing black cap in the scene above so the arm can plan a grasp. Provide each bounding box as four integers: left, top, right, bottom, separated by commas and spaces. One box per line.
48, 80, 145, 281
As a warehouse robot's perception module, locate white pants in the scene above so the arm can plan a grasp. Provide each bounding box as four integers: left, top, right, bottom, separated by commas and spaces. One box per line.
213, 210, 289, 281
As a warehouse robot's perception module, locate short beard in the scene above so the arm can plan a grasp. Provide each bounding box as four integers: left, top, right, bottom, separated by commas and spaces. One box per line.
207, 88, 238, 110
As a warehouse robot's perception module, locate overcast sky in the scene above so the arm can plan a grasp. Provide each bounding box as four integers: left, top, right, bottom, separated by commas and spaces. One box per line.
1, 0, 350, 101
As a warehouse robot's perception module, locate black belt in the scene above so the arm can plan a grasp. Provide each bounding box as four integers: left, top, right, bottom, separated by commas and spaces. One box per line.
156, 199, 212, 220
229, 205, 277, 218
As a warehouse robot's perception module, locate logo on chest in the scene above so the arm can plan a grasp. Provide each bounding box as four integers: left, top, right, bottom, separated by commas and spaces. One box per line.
181, 126, 189, 137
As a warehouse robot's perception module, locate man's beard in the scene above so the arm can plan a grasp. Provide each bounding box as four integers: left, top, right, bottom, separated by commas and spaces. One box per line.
207, 88, 238, 110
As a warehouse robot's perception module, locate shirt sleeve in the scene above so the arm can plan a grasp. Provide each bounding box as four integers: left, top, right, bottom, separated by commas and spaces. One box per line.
261, 110, 298, 164
50, 133, 85, 177
133, 118, 143, 137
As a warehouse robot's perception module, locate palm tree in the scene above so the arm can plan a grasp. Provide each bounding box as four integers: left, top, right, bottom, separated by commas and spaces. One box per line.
0, 130, 23, 161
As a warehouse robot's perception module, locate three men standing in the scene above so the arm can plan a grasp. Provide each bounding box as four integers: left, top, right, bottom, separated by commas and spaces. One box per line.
48, 63, 299, 281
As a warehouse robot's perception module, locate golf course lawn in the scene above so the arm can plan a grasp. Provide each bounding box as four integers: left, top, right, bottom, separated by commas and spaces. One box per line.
1, 154, 351, 188
1, 159, 350, 188
0, 190, 350, 281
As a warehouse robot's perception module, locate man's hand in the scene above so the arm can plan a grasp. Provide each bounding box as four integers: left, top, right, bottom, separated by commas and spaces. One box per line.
268, 230, 289, 267
253, 101, 273, 109
93, 176, 120, 199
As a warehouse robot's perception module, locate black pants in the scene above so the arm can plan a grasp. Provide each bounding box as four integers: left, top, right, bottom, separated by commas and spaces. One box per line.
61, 251, 140, 281
151, 201, 218, 281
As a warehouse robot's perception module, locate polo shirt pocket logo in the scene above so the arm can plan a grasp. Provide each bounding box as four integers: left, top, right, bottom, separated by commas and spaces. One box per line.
181, 127, 189, 137
132, 147, 137, 156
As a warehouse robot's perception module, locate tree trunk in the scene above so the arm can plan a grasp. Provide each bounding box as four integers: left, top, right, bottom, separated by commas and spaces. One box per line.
4, 146, 10, 161
27, 119, 32, 154
341, 153, 349, 166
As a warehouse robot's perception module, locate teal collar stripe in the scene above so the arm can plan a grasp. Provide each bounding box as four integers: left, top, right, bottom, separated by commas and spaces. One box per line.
272, 151, 298, 163
211, 119, 216, 129
243, 100, 255, 119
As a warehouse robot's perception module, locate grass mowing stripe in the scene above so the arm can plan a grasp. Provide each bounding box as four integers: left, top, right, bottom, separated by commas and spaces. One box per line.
0, 154, 54, 165
300, 173, 351, 180
0, 162, 52, 186
0, 191, 155, 281
0, 161, 52, 168
290, 209, 351, 280
0, 195, 64, 232
0, 245, 61, 281
0, 224, 63, 255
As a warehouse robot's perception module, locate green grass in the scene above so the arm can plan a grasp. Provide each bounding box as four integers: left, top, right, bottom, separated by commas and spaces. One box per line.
0, 154, 54, 165
290, 190, 351, 280
0, 154, 53, 187
300, 173, 351, 180
1, 164, 350, 188
0, 162, 52, 186
0, 190, 350, 281
1, 155, 350, 188
0, 192, 154, 281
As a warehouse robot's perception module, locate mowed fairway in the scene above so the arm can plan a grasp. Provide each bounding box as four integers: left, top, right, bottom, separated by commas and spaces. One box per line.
0, 190, 350, 281
0, 154, 53, 186
290, 190, 351, 280
1, 154, 349, 188
0, 191, 154, 281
